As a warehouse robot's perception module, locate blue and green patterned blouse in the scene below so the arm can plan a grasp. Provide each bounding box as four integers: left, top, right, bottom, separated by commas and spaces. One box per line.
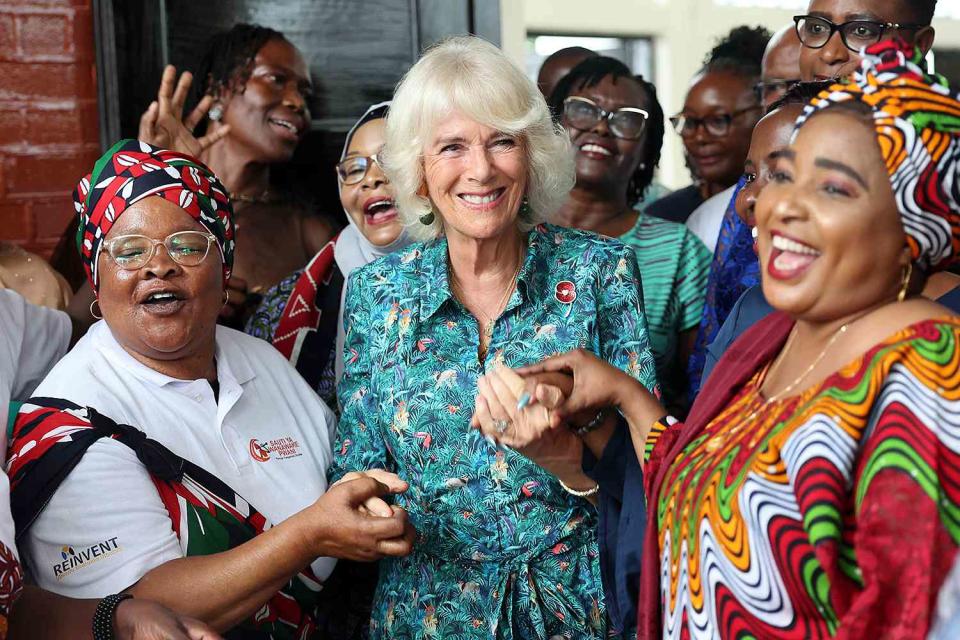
328, 223, 658, 639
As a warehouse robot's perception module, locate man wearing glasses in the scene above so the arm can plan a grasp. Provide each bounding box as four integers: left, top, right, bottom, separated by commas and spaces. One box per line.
796, 0, 937, 82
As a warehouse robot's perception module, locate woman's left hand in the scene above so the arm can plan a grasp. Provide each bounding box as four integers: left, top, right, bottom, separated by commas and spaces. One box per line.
471, 366, 582, 473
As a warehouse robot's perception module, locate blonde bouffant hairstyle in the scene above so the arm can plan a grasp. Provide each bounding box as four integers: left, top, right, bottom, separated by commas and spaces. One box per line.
383, 35, 575, 242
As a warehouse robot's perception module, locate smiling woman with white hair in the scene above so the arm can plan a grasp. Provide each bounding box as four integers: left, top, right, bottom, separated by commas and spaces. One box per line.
328, 35, 659, 637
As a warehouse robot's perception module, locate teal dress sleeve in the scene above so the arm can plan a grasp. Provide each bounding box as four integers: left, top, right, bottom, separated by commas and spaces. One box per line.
598, 244, 659, 395
328, 273, 390, 483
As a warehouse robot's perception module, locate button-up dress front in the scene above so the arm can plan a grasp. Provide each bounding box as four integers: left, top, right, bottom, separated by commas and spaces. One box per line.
329, 223, 658, 639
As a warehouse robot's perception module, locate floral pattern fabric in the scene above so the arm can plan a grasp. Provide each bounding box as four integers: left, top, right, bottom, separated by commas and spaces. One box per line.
329, 223, 659, 639
645, 318, 960, 639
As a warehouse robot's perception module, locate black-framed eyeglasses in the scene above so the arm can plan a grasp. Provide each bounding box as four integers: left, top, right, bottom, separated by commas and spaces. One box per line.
337, 153, 384, 185
103, 231, 217, 270
793, 15, 925, 53
670, 106, 760, 138
562, 96, 649, 140
753, 79, 800, 105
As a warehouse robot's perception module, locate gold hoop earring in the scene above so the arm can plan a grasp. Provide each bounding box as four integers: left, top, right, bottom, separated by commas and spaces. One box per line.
89, 299, 102, 320
222, 290, 230, 309
898, 262, 913, 303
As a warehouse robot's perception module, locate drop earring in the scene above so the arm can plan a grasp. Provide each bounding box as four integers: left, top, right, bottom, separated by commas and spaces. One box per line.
419, 210, 435, 225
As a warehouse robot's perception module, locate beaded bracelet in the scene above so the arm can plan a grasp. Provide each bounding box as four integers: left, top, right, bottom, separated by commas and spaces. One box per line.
568, 408, 610, 437
92, 593, 133, 640
558, 477, 600, 498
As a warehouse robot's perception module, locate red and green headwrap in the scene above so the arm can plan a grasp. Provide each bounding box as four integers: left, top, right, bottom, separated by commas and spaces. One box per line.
794, 39, 960, 272
73, 139, 235, 289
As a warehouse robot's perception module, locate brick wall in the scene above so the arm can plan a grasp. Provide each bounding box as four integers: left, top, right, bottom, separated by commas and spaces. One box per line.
0, 0, 99, 256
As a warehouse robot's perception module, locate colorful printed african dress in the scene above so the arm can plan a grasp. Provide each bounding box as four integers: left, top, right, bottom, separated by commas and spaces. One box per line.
644, 318, 960, 639
329, 223, 659, 639
619, 214, 711, 411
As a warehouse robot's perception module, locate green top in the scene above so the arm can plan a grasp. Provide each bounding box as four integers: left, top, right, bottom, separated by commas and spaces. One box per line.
620, 213, 711, 408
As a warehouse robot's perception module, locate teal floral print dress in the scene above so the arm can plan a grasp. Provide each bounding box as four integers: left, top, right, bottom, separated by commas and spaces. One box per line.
328, 223, 658, 639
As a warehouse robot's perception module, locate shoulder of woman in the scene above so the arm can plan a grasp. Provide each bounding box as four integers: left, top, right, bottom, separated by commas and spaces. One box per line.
539, 223, 632, 260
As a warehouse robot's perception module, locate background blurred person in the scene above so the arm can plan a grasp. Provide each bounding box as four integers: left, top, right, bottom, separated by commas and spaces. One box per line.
549, 56, 710, 413
797, 0, 937, 81
0, 244, 72, 311
536, 45, 597, 99
9, 141, 414, 637
679, 26, 770, 252
757, 25, 802, 109
685, 30, 806, 396
647, 27, 768, 233
329, 35, 658, 638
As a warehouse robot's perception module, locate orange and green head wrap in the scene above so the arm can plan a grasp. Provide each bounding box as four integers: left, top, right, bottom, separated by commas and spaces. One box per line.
794, 39, 960, 272
73, 139, 235, 290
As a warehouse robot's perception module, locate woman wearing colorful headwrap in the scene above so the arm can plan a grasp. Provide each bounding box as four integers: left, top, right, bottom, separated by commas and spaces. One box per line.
6, 140, 414, 638
475, 39, 960, 638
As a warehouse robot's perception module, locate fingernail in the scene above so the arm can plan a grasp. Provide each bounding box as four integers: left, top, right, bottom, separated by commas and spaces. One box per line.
516, 392, 531, 411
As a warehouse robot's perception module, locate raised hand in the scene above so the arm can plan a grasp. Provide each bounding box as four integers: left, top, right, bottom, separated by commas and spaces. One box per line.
138, 65, 231, 156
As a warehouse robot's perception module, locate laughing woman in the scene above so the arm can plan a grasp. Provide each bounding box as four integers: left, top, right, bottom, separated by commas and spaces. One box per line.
479, 41, 960, 638
328, 36, 658, 638
8, 141, 414, 637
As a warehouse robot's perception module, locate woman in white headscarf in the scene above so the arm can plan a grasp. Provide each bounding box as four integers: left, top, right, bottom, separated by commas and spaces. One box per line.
246, 102, 412, 407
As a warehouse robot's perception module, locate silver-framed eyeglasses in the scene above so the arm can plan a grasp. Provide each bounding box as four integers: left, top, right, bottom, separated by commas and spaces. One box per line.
562, 96, 649, 140
103, 231, 217, 270
793, 15, 925, 52
337, 153, 384, 185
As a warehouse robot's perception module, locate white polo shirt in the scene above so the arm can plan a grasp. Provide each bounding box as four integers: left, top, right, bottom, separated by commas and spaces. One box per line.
0, 289, 72, 564
685, 184, 737, 254
23, 320, 337, 598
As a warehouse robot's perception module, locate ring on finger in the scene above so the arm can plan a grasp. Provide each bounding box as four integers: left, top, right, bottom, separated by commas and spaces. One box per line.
493, 418, 510, 435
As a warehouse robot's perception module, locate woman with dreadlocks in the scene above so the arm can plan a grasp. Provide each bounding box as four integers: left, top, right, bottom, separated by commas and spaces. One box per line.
138, 24, 342, 402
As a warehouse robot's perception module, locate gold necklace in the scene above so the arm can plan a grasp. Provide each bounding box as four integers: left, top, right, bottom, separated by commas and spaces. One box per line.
450, 247, 524, 359
758, 322, 850, 406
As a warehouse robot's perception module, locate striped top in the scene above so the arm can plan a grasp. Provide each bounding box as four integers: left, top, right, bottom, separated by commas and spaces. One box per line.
620, 214, 711, 408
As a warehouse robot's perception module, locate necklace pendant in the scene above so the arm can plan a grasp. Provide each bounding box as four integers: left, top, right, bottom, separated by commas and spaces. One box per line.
484, 322, 494, 340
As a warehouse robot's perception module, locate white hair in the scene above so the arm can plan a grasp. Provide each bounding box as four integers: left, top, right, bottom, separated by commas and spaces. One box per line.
383, 35, 575, 241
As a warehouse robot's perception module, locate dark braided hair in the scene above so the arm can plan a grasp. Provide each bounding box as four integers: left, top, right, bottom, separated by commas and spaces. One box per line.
701, 25, 772, 83
189, 23, 288, 115
766, 79, 834, 114
548, 56, 665, 205
907, 0, 937, 25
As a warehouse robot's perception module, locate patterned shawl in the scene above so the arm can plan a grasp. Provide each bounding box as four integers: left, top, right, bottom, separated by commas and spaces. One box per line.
8, 400, 323, 639
73, 139, 235, 289
794, 39, 960, 272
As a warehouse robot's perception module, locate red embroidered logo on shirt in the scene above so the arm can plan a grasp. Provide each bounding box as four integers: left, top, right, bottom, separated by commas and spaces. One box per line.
555, 281, 576, 304
249, 437, 302, 462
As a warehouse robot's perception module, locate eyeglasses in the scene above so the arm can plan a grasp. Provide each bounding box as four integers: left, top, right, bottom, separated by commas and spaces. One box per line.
337, 153, 384, 185
670, 106, 760, 138
103, 231, 217, 270
753, 79, 800, 105
562, 96, 649, 140
793, 15, 925, 53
